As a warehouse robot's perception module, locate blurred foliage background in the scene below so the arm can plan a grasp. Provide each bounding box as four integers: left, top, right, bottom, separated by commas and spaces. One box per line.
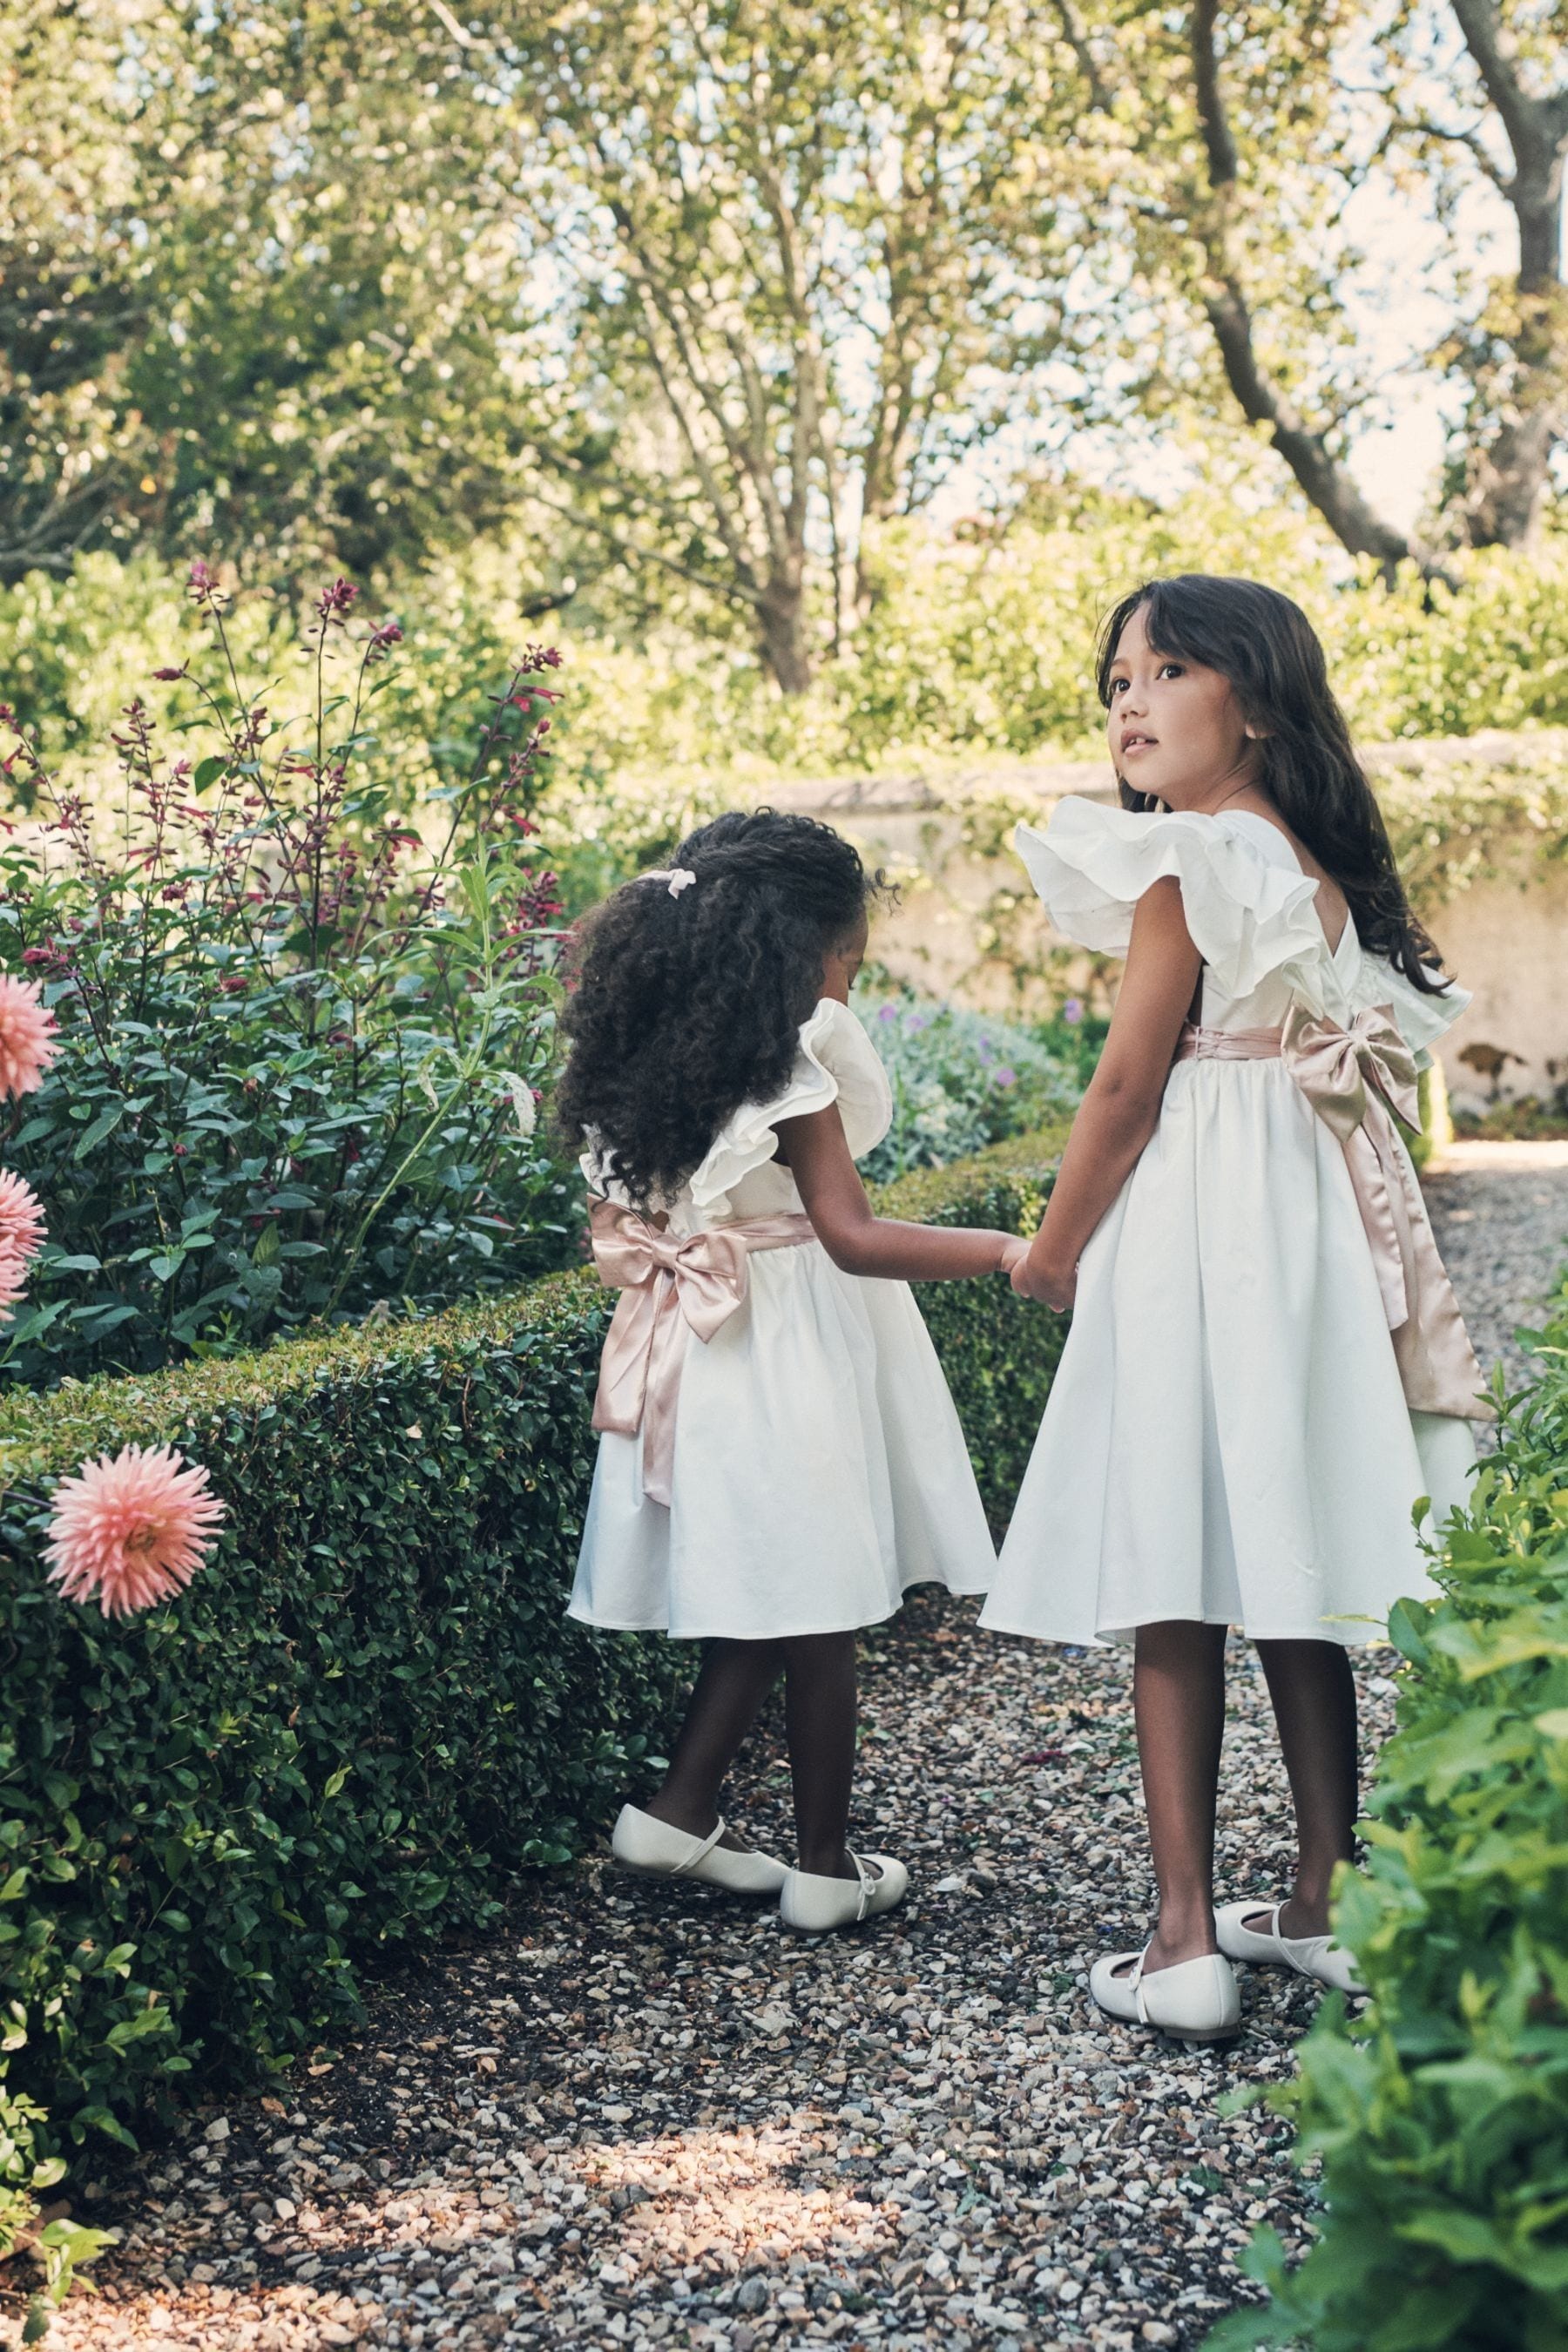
3, 0, 1566, 730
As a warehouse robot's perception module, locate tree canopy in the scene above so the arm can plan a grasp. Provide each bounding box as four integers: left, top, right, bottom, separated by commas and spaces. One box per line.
3, 2, 1564, 681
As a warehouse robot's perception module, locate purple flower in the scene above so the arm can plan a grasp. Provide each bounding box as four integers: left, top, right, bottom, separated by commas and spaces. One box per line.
993, 1065, 1017, 1088
877, 1004, 897, 1024
1062, 997, 1084, 1025
904, 1010, 930, 1033
316, 577, 358, 624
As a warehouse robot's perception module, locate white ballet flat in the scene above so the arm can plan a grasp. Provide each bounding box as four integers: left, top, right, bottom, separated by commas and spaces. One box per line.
1089, 1945, 1241, 2042
610, 1804, 788, 1896
779, 1851, 909, 1934
1215, 1900, 1366, 1995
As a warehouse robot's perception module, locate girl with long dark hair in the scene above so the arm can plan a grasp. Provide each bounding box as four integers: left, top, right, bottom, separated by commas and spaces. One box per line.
981, 574, 1488, 2038
558, 809, 1022, 1933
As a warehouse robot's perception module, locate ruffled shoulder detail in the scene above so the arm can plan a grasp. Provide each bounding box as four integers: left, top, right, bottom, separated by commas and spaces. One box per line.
1348, 947, 1471, 1062
1015, 799, 1327, 1003
687, 997, 894, 1211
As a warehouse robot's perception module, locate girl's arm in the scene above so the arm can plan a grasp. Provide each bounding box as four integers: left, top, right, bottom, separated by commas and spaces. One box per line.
1014, 875, 1201, 1309
777, 1109, 1024, 1281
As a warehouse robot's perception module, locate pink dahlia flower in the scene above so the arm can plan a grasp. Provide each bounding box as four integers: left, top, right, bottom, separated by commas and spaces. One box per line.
0, 972, 59, 1098
0, 1245, 26, 1321
0, 1168, 46, 1267
45, 1443, 226, 1618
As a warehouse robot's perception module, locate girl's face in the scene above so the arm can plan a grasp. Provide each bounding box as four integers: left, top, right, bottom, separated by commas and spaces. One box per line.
821, 908, 869, 1004
1105, 602, 1261, 808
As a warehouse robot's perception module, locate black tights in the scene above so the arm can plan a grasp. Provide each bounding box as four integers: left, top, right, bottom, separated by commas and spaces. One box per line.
644, 1632, 859, 1880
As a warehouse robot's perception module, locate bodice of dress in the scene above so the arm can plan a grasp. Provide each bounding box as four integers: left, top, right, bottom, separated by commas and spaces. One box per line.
582, 996, 894, 1236
1016, 800, 1469, 1061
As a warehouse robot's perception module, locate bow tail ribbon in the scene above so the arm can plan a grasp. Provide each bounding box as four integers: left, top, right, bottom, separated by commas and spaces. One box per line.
588, 1200, 815, 1505
589, 1201, 751, 1507
1283, 1005, 1492, 1423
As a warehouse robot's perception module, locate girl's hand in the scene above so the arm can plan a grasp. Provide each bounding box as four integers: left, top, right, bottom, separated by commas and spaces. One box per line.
997, 1234, 1031, 1281
1012, 1251, 1077, 1311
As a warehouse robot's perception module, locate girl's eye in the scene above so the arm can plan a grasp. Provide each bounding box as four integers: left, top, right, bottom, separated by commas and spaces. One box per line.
1109, 676, 1128, 694
1158, 662, 1185, 679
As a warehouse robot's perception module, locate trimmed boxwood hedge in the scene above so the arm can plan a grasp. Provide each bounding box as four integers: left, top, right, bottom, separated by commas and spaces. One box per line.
0, 1127, 1068, 2171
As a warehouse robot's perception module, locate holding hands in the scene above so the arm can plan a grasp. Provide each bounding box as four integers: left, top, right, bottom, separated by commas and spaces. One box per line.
983, 1232, 1078, 1308
1009, 1240, 1077, 1311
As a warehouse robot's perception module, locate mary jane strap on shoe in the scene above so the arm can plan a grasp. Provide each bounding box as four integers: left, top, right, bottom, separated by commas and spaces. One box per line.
1089, 1945, 1241, 2043
780, 1851, 909, 1934
1214, 1900, 1366, 1995
611, 1803, 788, 1896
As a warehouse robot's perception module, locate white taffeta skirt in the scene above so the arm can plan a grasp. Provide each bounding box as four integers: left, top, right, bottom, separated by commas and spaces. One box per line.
980, 1055, 1477, 1647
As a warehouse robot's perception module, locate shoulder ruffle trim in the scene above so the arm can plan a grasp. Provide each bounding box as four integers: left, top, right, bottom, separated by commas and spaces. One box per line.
1348, 950, 1471, 1060
1016, 799, 1327, 1003
687, 998, 893, 1209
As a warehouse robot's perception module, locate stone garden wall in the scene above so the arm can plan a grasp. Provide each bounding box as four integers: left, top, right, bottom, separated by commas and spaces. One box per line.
770, 732, 1568, 1119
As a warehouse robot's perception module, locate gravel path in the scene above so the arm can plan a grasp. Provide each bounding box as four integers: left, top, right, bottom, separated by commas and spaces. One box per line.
1424, 1139, 1568, 1403
29, 1145, 1568, 2352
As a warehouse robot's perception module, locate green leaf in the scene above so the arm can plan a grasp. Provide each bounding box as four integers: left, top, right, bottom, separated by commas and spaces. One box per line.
71, 1104, 125, 1160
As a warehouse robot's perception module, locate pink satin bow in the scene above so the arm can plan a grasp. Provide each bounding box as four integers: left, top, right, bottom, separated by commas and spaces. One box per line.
588, 1198, 816, 1505
1179, 1007, 1491, 1423
1281, 1004, 1490, 1420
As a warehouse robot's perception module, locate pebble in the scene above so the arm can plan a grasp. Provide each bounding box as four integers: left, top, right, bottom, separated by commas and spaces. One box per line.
24, 1146, 1552, 2352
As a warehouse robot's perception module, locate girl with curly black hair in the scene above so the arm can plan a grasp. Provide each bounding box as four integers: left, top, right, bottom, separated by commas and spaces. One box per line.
558, 809, 1024, 1934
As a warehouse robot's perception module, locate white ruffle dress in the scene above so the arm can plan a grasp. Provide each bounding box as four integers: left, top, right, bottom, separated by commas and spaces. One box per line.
979, 801, 1481, 1650
568, 997, 996, 1641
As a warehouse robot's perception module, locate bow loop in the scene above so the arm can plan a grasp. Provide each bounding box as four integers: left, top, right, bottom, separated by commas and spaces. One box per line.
588, 1198, 816, 1504
1281, 1002, 1420, 1144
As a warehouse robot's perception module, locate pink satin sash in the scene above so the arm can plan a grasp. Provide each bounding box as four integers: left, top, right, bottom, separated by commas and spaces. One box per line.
1177, 1007, 1491, 1422
588, 1197, 818, 1505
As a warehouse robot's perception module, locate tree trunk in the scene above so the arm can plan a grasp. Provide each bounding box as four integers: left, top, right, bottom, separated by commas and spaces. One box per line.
1447, 0, 1568, 548
1460, 176, 1566, 549
1187, 3, 1416, 578
757, 571, 814, 694
1463, 394, 1562, 549
1202, 284, 1414, 573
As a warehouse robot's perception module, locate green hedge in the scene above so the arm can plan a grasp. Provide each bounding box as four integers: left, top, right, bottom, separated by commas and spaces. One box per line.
0, 1129, 1067, 2180
1213, 1307, 1568, 2351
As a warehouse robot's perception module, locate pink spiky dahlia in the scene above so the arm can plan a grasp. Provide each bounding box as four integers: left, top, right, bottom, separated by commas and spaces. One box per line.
0, 1169, 45, 1267
0, 973, 59, 1098
45, 1443, 226, 1618
0, 1245, 26, 1321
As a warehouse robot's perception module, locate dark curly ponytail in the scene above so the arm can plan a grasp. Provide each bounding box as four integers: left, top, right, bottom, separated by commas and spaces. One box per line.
555, 809, 887, 1207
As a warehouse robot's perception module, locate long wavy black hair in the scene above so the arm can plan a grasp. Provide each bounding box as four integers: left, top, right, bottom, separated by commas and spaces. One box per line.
556, 808, 887, 1206
1098, 573, 1447, 991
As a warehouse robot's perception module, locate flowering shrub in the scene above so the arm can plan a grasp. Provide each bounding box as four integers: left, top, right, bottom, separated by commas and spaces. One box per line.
0, 571, 572, 1385
855, 990, 1095, 1184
